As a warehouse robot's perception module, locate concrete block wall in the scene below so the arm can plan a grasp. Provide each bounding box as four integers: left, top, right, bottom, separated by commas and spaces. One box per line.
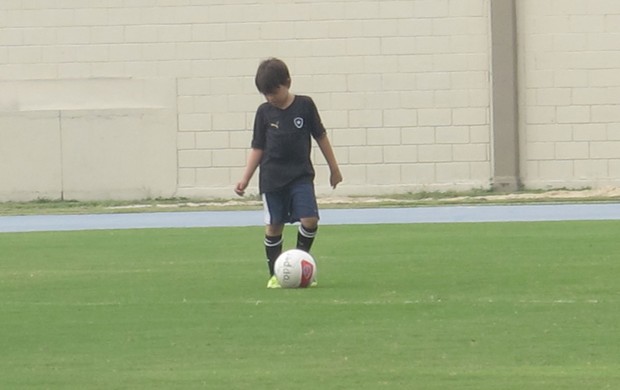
517, 0, 620, 189
171, 0, 493, 197
2, 0, 619, 201
0, 0, 491, 200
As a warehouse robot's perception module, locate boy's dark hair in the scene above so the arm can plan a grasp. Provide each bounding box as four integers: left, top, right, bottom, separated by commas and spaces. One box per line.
255, 58, 291, 95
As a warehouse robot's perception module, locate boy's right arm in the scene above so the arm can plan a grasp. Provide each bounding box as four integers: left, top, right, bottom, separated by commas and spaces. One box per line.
234, 148, 263, 196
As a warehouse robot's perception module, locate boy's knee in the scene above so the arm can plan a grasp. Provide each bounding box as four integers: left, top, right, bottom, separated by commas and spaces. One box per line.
300, 217, 318, 230
265, 224, 284, 236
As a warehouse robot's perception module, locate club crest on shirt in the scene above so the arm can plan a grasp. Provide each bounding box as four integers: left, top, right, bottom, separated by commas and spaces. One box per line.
294, 117, 304, 129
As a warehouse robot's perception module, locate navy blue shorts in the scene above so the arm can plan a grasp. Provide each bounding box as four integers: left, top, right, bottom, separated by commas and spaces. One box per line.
262, 180, 319, 225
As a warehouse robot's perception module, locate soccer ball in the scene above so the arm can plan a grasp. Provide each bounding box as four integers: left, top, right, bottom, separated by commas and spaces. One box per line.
274, 249, 317, 288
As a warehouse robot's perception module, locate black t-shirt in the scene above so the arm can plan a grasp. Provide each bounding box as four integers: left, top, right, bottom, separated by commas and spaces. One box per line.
251, 95, 326, 193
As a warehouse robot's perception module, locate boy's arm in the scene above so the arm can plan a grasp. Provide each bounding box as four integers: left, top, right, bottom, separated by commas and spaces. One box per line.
316, 134, 343, 189
235, 148, 263, 196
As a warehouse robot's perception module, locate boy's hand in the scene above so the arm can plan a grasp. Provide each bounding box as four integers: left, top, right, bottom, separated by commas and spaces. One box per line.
330, 170, 343, 189
234, 180, 248, 196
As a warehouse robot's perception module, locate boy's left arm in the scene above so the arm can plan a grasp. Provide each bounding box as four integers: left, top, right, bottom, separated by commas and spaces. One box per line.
316, 134, 343, 189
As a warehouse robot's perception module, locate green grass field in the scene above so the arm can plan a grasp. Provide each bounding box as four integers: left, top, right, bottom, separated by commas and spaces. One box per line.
1, 221, 619, 389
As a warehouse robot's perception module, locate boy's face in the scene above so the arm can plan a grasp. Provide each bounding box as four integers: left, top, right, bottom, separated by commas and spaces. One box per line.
264, 85, 290, 109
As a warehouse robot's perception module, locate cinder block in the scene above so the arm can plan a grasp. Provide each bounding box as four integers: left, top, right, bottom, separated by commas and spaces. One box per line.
331, 128, 366, 147
179, 113, 212, 132
452, 71, 489, 89
555, 141, 589, 159
383, 145, 418, 163
328, 20, 362, 38
367, 127, 401, 145
320, 110, 349, 129
590, 141, 620, 158
381, 37, 418, 55
177, 132, 196, 150
349, 146, 383, 164
125, 25, 160, 43
469, 161, 491, 180
382, 73, 416, 91
415, 0, 449, 18
401, 163, 435, 184
536, 88, 572, 106
609, 159, 620, 177
556, 105, 590, 124
434, 90, 470, 108
347, 73, 382, 92
416, 36, 451, 54
58, 63, 92, 78
436, 126, 470, 144
196, 131, 230, 149
607, 123, 620, 140
211, 112, 245, 131
374, 0, 414, 19
346, 37, 381, 55
56, 27, 91, 44
436, 162, 470, 182
22, 27, 58, 45
589, 69, 620, 87
400, 90, 435, 108
451, 34, 487, 54
526, 124, 573, 142
576, 87, 620, 105
416, 72, 450, 90
8, 46, 41, 63
159, 24, 192, 42
383, 109, 418, 127
554, 70, 588, 87
348, 109, 382, 127
528, 142, 555, 160
401, 126, 435, 145
570, 16, 605, 33
367, 164, 401, 185
452, 107, 487, 125
418, 108, 451, 126
592, 105, 620, 123
398, 18, 433, 36
193, 24, 226, 41
538, 160, 574, 179
552, 33, 587, 51
90, 26, 125, 44
526, 106, 556, 124
418, 144, 452, 162
212, 149, 247, 167
364, 92, 400, 109
361, 19, 399, 37
449, 0, 486, 17
74, 8, 111, 26
178, 168, 196, 187
574, 160, 608, 178
178, 149, 212, 168
196, 167, 231, 186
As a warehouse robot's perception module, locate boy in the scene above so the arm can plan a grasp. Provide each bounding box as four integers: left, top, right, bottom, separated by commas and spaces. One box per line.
234, 58, 343, 288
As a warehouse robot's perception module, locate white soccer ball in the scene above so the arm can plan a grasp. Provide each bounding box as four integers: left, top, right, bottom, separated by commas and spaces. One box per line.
274, 249, 317, 288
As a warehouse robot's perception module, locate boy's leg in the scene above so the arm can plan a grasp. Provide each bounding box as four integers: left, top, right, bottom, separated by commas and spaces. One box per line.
297, 217, 318, 252
289, 181, 320, 286
264, 223, 284, 276
262, 191, 288, 279
289, 181, 320, 252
